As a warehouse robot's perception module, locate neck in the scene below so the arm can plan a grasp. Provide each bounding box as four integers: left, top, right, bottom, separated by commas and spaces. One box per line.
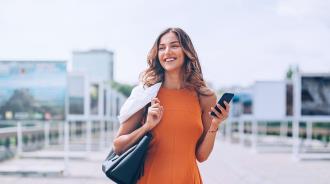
163, 70, 184, 89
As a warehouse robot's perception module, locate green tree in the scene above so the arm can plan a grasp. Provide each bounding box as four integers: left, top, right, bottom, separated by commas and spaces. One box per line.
286, 66, 293, 80
111, 81, 135, 97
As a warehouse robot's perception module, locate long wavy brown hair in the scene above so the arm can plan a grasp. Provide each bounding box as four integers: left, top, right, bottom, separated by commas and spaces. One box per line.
140, 27, 213, 96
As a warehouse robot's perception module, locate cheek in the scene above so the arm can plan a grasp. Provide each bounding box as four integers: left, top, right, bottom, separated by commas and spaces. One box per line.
177, 49, 185, 59
158, 52, 163, 62
158, 54, 165, 68
178, 59, 185, 68
177, 51, 185, 64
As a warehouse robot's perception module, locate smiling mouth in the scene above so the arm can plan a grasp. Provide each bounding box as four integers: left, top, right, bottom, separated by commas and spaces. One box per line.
164, 57, 177, 62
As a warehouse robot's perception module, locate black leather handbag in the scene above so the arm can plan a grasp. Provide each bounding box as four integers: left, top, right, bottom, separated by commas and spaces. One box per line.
102, 132, 153, 184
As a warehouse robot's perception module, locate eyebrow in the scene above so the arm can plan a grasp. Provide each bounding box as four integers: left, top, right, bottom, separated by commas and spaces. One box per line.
159, 41, 180, 46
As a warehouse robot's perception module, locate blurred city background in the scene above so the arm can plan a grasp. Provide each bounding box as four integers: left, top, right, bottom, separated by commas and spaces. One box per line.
0, 0, 330, 184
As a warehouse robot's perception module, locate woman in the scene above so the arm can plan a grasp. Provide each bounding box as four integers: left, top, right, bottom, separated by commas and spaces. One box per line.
113, 27, 230, 183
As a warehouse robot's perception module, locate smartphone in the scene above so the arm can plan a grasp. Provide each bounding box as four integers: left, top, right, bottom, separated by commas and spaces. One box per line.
211, 93, 234, 117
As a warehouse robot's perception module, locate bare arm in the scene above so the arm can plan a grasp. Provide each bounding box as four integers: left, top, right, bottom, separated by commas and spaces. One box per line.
113, 98, 163, 155
195, 93, 230, 162
113, 108, 149, 155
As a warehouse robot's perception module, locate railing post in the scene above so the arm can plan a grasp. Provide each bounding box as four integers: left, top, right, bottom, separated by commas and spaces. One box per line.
292, 120, 300, 160
44, 121, 50, 148
58, 121, 63, 144
64, 120, 70, 175
280, 121, 288, 141
99, 120, 105, 150
239, 119, 244, 145
86, 120, 92, 156
251, 119, 258, 152
306, 121, 313, 145
17, 121, 23, 157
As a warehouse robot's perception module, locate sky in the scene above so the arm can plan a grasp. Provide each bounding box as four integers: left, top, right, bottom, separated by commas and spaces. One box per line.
0, 0, 330, 89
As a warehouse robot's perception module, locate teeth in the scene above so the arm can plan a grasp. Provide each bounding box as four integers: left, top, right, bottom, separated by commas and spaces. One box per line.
165, 58, 176, 62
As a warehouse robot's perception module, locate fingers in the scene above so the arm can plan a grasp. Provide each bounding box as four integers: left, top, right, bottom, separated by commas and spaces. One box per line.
150, 97, 162, 113
210, 107, 223, 119
149, 97, 164, 121
149, 106, 163, 113
210, 103, 230, 119
224, 101, 230, 113
149, 106, 164, 119
149, 100, 163, 114
151, 98, 156, 105
217, 104, 226, 116
216, 103, 230, 118
151, 98, 160, 105
151, 103, 161, 109
149, 109, 160, 116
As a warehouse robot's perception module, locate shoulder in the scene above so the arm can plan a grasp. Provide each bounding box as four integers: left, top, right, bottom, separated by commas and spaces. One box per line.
198, 88, 217, 112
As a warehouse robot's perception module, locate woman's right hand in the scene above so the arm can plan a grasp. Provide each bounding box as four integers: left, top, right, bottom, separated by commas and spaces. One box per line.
144, 97, 163, 131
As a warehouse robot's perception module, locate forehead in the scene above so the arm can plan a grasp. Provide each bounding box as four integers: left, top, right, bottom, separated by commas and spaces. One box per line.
159, 32, 179, 44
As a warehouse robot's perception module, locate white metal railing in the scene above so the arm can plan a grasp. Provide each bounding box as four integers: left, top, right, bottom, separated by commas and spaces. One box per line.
224, 116, 330, 160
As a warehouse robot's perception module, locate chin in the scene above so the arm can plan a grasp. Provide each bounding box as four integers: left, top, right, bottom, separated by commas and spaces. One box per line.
160, 61, 184, 73
163, 66, 179, 72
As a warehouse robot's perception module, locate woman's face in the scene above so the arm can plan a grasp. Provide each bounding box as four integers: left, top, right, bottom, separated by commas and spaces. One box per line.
158, 32, 185, 73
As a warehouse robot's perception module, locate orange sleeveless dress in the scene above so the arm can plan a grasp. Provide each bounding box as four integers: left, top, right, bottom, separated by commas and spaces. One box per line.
137, 87, 204, 184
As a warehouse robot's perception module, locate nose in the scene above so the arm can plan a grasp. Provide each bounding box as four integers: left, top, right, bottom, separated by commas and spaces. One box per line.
164, 46, 172, 55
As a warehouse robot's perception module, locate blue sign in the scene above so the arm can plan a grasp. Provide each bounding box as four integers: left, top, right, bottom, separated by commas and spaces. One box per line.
0, 61, 67, 120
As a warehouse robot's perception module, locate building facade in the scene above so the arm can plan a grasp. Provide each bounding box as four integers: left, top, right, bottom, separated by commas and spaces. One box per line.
72, 49, 114, 82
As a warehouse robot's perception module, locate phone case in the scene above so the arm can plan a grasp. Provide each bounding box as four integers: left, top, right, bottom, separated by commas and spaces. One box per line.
211, 93, 234, 117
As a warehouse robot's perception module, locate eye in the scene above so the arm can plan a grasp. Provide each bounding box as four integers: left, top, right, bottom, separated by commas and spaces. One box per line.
158, 47, 165, 51
172, 45, 180, 48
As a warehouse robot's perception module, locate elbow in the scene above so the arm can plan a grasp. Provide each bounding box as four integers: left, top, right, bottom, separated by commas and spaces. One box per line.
113, 138, 124, 155
196, 156, 208, 163
196, 153, 209, 163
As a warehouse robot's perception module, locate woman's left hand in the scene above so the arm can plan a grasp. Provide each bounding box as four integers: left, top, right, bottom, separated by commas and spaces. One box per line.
209, 101, 230, 125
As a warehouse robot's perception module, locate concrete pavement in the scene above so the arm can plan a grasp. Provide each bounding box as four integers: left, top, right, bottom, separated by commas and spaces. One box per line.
0, 138, 329, 184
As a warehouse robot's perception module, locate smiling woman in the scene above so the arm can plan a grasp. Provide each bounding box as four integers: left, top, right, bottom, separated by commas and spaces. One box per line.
158, 34, 185, 73
141, 28, 211, 95
112, 27, 231, 184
